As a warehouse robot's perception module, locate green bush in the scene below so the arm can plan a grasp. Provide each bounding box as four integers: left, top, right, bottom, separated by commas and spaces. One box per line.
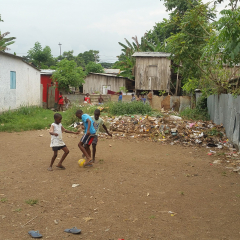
107, 101, 152, 115
180, 107, 209, 121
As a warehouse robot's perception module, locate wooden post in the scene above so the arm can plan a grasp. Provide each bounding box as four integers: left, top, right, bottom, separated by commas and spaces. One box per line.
175, 67, 180, 96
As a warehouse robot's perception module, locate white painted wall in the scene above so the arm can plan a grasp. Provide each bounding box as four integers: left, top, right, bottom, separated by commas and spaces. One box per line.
0, 53, 41, 111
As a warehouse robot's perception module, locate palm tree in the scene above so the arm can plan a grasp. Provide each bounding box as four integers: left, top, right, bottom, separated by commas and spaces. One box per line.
0, 31, 16, 51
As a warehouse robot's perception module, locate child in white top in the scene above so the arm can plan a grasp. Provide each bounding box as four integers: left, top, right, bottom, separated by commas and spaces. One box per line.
48, 113, 78, 171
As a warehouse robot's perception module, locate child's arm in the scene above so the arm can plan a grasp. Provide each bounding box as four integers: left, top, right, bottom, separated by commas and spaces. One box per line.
61, 126, 79, 134
49, 125, 58, 136
102, 124, 112, 137
86, 119, 91, 135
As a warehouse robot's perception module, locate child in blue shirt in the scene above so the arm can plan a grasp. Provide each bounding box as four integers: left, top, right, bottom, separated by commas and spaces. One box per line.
76, 110, 96, 167
118, 92, 122, 102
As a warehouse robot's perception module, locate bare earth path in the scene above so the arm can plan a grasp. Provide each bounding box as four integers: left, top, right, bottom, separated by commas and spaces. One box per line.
0, 130, 240, 240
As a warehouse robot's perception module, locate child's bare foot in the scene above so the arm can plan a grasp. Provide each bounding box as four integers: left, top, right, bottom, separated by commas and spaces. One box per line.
56, 165, 66, 170
47, 167, 53, 171
84, 159, 93, 167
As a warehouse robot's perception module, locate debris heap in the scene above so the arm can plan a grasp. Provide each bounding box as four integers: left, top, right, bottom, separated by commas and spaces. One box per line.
99, 114, 232, 149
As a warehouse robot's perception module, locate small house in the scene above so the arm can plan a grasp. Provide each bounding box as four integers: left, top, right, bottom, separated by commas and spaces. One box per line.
0, 52, 41, 112
40, 69, 59, 109
83, 73, 134, 94
132, 52, 171, 93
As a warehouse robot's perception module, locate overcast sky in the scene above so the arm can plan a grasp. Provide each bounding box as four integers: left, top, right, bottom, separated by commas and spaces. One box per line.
1, 0, 224, 63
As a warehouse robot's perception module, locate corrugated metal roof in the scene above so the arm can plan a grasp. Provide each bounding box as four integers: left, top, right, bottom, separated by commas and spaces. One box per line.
40, 69, 56, 75
132, 52, 171, 57
104, 69, 120, 74
88, 72, 134, 81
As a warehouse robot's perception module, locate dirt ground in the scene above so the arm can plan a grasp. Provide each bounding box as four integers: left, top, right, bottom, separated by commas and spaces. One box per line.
0, 130, 240, 240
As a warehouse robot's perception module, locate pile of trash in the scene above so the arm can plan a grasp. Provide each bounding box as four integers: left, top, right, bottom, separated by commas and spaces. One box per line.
97, 114, 234, 149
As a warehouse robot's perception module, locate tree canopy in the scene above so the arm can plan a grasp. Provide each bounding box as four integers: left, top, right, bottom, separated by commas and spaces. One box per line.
51, 59, 85, 91
85, 61, 104, 75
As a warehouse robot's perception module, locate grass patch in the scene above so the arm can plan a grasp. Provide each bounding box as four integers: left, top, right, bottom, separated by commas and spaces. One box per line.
13, 208, 22, 212
25, 199, 38, 206
0, 106, 54, 132
1, 198, 7, 203
180, 107, 209, 121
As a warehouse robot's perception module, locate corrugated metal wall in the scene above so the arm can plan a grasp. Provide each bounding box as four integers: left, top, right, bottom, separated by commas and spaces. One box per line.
207, 94, 240, 149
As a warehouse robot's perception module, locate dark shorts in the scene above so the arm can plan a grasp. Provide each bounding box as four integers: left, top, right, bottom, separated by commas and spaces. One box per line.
52, 145, 66, 151
81, 134, 95, 146
92, 135, 98, 145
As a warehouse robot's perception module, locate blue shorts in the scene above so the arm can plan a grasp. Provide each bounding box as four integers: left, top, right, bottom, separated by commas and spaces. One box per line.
81, 134, 95, 145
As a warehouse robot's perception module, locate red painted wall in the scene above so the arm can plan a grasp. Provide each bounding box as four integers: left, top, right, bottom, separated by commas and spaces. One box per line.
40, 75, 59, 103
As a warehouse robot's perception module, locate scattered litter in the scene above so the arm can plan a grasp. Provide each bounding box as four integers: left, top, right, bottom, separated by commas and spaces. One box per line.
83, 217, 94, 222
147, 193, 150, 196
39, 135, 43, 137
72, 184, 80, 188
213, 160, 222, 164
168, 211, 177, 216
54, 220, 59, 225
22, 216, 38, 227
28, 230, 43, 238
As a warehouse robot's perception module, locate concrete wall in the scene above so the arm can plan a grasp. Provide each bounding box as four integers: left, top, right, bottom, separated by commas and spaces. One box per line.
152, 95, 191, 111
0, 54, 41, 111
63, 94, 85, 104
207, 94, 240, 149
111, 95, 132, 102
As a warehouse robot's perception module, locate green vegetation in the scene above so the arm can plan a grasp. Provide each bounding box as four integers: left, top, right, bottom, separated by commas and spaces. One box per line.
180, 96, 209, 121
0, 14, 16, 51
85, 61, 104, 75
107, 101, 152, 116
51, 59, 85, 91
25, 199, 38, 206
1, 198, 7, 203
0, 102, 153, 132
180, 108, 209, 121
0, 106, 55, 132
13, 208, 22, 212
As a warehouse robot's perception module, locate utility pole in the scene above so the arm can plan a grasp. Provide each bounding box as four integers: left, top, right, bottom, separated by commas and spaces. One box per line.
94, 53, 97, 63
58, 42, 62, 57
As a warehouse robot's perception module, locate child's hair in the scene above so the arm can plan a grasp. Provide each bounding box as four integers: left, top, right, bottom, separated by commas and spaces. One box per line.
60, 92, 62, 95
132, 93, 134, 96
94, 109, 100, 114
76, 109, 83, 115
54, 113, 62, 119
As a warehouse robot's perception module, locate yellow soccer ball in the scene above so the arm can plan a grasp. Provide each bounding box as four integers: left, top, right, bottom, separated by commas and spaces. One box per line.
78, 159, 86, 167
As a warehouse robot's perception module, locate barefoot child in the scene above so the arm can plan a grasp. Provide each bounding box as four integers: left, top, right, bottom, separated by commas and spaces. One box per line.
90, 109, 112, 162
58, 92, 64, 111
48, 113, 78, 171
75, 110, 96, 167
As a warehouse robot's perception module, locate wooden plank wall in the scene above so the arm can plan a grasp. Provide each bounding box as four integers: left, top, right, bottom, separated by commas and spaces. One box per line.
135, 57, 171, 91
83, 74, 126, 94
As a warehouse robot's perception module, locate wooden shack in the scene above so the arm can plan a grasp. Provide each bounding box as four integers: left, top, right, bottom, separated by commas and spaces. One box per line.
132, 52, 171, 92
83, 73, 134, 94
